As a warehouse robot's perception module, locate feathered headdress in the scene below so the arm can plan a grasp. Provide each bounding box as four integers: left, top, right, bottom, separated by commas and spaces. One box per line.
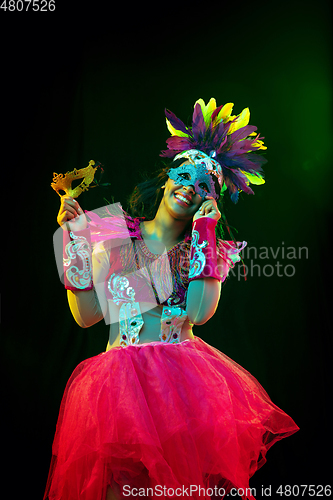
160, 98, 267, 203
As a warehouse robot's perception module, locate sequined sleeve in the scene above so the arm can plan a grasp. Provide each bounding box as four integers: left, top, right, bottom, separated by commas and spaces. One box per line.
67, 241, 110, 328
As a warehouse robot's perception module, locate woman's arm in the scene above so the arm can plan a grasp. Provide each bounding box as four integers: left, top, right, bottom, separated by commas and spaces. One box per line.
67, 242, 110, 328
186, 265, 222, 325
57, 196, 109, 328
67, 290, 104, 328
186, 196, 223, 325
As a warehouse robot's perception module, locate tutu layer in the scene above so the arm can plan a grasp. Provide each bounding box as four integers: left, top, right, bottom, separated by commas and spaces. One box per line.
44, 337, 299, 500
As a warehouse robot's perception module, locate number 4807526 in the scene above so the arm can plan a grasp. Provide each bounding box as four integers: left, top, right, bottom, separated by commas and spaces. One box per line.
0, 0, 56, 11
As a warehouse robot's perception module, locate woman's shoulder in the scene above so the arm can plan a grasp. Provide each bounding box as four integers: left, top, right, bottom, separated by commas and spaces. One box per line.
86, 205, 144, 245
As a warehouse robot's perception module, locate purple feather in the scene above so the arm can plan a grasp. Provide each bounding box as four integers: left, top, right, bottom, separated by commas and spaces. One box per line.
164, 136, 193, 152
192, 103, 207, 141
211, 121, 228, 149
223, 169, 255, 200
228, 125, 258, 144
165, 109, 190, 136
220, 152, 265, 171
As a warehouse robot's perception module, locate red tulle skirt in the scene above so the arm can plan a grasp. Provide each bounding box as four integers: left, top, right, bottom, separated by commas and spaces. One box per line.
44, 336, 299, 500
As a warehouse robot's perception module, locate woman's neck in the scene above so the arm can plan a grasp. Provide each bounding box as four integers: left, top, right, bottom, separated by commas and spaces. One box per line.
141, 201, 190, 250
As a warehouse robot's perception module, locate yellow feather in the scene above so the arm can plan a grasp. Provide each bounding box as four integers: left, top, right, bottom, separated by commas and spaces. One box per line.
206, 97, 217, 111
216, 103, 234, 124
194, 98, 206, 112
204, 98, 217, 125
251, 139, 267, 150
228, 108, 250, 134
240, 170, 265, 185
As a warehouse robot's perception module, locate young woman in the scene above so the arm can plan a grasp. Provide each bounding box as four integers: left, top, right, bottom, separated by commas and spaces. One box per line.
44, 99, 299, 500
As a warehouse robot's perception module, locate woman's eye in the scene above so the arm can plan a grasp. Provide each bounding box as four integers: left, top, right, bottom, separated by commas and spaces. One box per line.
179, 173, 191, 180
199, 183, 209, 192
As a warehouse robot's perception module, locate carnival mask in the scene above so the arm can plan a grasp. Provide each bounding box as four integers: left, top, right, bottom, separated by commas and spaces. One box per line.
167, 150, 224, 201
51, 160, 99, 198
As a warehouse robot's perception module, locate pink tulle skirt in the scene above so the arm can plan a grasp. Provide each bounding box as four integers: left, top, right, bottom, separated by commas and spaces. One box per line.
44, 336, 299, 500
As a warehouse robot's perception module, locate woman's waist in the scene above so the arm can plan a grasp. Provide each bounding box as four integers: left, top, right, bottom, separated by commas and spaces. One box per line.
106, 322, 194, 351
107, 300, 191, 346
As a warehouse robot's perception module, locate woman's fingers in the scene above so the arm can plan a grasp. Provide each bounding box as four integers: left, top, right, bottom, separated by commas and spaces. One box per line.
59, 205, 77, 222
61, 196, 78, 210
200, 199, 216, 214
61, 196, 83, 217
199, 202, 211, 215
57, 196, 86, 229
196, 197, 221, 221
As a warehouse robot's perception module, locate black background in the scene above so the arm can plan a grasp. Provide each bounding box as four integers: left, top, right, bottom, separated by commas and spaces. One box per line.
2, 0, 332, 498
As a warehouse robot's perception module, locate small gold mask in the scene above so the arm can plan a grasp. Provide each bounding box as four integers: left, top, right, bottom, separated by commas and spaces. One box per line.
51, 160, 99, 198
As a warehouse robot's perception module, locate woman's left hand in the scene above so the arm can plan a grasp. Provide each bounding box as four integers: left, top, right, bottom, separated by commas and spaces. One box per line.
193, 196, 221, 222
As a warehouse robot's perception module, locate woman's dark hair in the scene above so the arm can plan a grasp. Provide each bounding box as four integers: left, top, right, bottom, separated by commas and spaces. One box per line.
127, 158, 182, 220
126, 158, 231, 240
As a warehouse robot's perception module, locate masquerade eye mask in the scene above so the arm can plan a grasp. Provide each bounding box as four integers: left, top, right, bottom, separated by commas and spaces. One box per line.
51, 160, 99, 197
167, 150, 225, 201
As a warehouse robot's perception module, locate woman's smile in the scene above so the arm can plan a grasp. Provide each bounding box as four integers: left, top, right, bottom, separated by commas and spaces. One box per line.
167, 179, 202, 209
173, 191, 193, 207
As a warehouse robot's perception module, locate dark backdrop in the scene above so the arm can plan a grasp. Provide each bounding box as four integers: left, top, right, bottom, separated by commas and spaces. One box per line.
2, 0, 332, 498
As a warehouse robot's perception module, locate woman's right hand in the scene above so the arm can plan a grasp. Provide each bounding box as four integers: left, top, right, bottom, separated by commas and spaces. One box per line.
57, 196, 87, 232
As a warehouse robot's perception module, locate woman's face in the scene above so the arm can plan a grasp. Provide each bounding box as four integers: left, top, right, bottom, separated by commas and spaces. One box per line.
168, 153, 221, 201
162, 176, 204, 221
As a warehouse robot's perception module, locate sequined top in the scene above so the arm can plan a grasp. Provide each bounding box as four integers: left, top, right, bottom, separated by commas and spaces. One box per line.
103, 230, 192, 347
